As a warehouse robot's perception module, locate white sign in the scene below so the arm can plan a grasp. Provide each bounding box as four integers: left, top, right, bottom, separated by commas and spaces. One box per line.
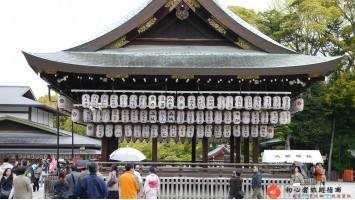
130, 95, 138, 109
110, 94, 119, 108
233, 125, 241, 137
149, 110, 157, 123
178, 125, 186, 138
120, 95, 128, 108
105, 124, 113, 137
217, 96, 225, 110
83, 109, 92, 122
260, 125, 267, 137
186, 125, 194, 138
111, 109, 119, 123
205, 125, 213, 137
206, 96, 215, 110
187, 111, 195, 124
82, 94, 90, 108
251, 111, 260, 125
197, 96, 206, 110
253, 96, 262, 110
121, 110, 129, 123
197, 125, 204, 138
101, 94, 109, 108
205, 111, 213, 124
263, 96, 272, 110
267, 126, 274, 138
114, 125, 123, 137
177, 96, 185, 110
166, 96, 175, 109
151, 125, 158, 138
159, 110, 167, 124
91, 94, 99, 108
225, 96, 233, 110
140, 110, 148, 123
134, 125, 141, 138
124, 125, 132, 137
139, 95, 147, 109
86, 123, 95, 137
242, 111, 250, 124
148, 95, 157, 109
93, 110, 102, 123
251, 125, 258, 138
71, 109, 80, 123
233, 111, 241, 124
214, 125, 222, 138
177, 111, 185, 124
131, 110, 138, 123
187, 96, 196, 109
223, 125, 231, 138
196, 111, 204, 124
242, 125, 249, 138
102, 109, 110, 123
244, 96, 253, 110
215, 111, 222, 124
167, 110, 176, 123
235, 96, 243, 109
142, 125, 150, 138
224, 111, 232, 124
282, 96, 291, 110
96, 124, 104, 138
170, 125, 177, 138
270, 111, 278, 124
260, 112, 268, 124
273, 96, 281, 109
158, 95, 166, 109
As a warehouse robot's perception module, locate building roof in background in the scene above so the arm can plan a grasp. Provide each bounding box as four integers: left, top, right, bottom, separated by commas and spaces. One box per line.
207, 146, 230, 159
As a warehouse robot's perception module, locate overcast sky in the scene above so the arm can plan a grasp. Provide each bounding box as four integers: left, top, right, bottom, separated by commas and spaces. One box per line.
0, 0, 275, 99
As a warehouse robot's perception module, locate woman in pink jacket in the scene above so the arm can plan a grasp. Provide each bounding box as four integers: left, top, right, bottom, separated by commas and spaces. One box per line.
141, 166, 160, 199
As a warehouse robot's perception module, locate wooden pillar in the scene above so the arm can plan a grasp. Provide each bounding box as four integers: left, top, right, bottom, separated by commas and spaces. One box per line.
244, 137, 250, 163
202, 137, 208, 168
152, 138, 158, 162
253, 138, 259, 163
235, 137, 241, 163
100, 137, 118, 162
229, 135, 235, 163
191, 134, 196, 163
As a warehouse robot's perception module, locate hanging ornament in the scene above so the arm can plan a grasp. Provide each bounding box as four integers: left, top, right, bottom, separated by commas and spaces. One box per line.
251, 125, 258, 138
121, 110, 129, 123
233, 125, 241, 137
253, 96, 262, 110
206, 95, 215, 110
205, 111, 213, 124
86, 123, 95, 137
223, 125, 231, 138
267, 126, 274, 138
102, 109, 110, 123
251, 111, 260, 125
242, 125, 249, 138
83, 109, 92, 122
235, 96, 243, 109
187, 111, 195, 124
142, 125, 150, 139
93, 110, 102, 123
224, 111, 232, 124
260, 125, 267, 137
263, 96, 272, 110
217, 96, 226, 110
111, 109, 119, 123
214, 111, 222, 124
196, 125, 204, 138
105, 124, 113, 137
101, 94, 109, 108
196, 111, 204, 124
159, 110, 167, 124
167, 110, 175, 123
177, 96, 185, 110
140, 110, 148, 123
124, 125, 132, 137
205, 125, 213, 137
148, 95, 157, 109
225, 96, 233, 110
131, 110, 139, 123
149, 110, 157, 123
282, 96, 291, 110
177, 111, 185, 124
214, 125, 222, 138
279, 111, 288, 125
197, 95, 206, 110
260, 111, 269, 124
244, 96, 253, 110
91, 94, 99, 108
130, 95, 138, 109
96, 124, 104, 138
110, 94, 119, 108
71, 109, 80, 123
134, 125, 142, 138
186, 125, 194, 138
242, 111, 250, 124
269, 111, 278, 124
169, 125, 177, 138
233, 111, 241, 124
273, 96, 281, 110
151, 125, 159, 138
114, 125, 123, 138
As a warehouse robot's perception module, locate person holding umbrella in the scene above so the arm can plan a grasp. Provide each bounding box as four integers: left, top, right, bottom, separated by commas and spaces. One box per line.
293, 166, 304, 184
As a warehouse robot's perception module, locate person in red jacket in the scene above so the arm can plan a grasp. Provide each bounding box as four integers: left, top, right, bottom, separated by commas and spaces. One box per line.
315, 163, 323, 187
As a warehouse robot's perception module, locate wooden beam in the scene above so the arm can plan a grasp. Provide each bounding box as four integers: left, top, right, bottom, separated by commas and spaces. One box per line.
191, 134, 197, 163
235, 137, 241, 163
152, 138, 158, 162
100, 137, 118, 162
253, 138, 259, 163
229, 135, 235, 163
202, 137, 208, 168
244, 137, 249, 163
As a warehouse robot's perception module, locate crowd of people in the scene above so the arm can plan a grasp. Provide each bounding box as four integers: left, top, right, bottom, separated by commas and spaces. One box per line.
0, 158, 160, 199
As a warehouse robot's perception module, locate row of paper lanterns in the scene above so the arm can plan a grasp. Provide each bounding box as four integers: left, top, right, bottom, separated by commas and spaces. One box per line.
86, 124, 275, 139
81, 94, 295, 111
73, 109, 291, 125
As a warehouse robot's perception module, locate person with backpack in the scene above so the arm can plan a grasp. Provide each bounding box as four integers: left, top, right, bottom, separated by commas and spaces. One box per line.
65, 165, 80, 199
40, 159, 49, 187
74, 162, 108, 199
106, 164, 119, 199
21, 159, 36, 186
228, 170, 243, 199
141, 166, 160, 199
53, 171, 69, 199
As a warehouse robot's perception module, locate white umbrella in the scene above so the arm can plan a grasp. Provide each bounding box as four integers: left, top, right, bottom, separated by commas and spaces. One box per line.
109, 147, 146, 161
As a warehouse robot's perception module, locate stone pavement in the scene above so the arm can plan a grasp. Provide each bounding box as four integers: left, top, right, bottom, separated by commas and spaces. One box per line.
32, 185, 44, 199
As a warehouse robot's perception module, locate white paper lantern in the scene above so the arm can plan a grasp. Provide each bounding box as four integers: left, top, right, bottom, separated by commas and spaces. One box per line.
149, 110, 157, 123
253, 96, 262, 110
286, 111, 291, 124
134, 125, 141, 138
235, 96, 243, 109
90, 94, 99, 108
151, 125, 159, 138
282, 96, 291, 110
167, 110, 175, 123
82, 94, 91, 108
102, 109, 110, 123
214, 125, 222, 138
93, 110, 102, 123
187, 111, 195, 124
251, 111, 260, 125
96, 124, 104, 138
148, 95, 157, 109
260, 125, 267, 137
140, 110, 148, 123
158, 95, 166, 109
260, 112, 269, 124
233, 111, 241, 124
251, 125, 258, 138
58, 95, 68, 110
159, 110, 167, 124
197, 96, 206, 110
131, 110, 139, 123
114, 125, 123, 138
186, 125, 194, 138
279, 111, 288, 125
124, 125, 132, 137
206, 96, 215, 110
197, 125, 204, 138
225, 96, 233, 110
205, 125, 213, 137
120, 95, 128, 108
83, 109, 92, 122
110, 94, 119, 108
263, 96, 272, 110
242, 125, 249, 138
177, 111, 185, 124
105, 124, 113, 137
244, 96, 253, 110
142, 125, 150, 138
242, 111, 250, 124
177, 96, 185, 110
86, 123, 95, 137
71, 109, 80, 123
292, 98, 304, 113
166, 96, 175, 109
170, 125, 177, 138
196, 111, 204, 124
205, 111, 213, 124
223, 125, 231, 138
224, 111, 232, 124
129, 95, 138, 109
187, 96, 196, 109
273, 96, 281, 109
101, 94, 109, 108
233, 125, 241, 137
121, 110, 129, 123
270, 111, 278, 124
139, 95, 147, 109
267, 126, 274, 138
178, 125, 186, 138
111, 109, 119, 123
217, 96, 226, 110
214, 111, 222, 124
